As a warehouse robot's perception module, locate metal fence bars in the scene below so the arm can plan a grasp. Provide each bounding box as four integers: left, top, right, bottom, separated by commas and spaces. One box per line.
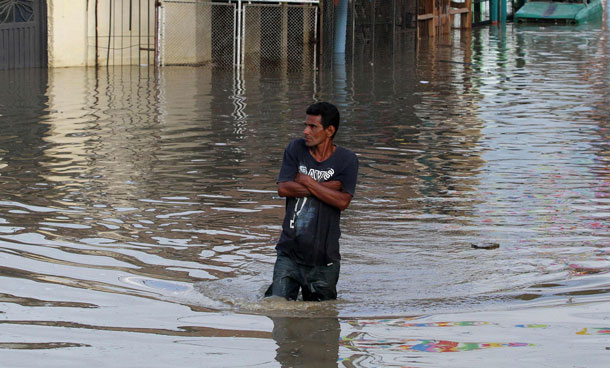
351, 0, 417, 47
96, 0, 157, 67
159, 0, 318, 70
241, 3, 317, 71
160, 0, 236, 67
317, 0, 417, 68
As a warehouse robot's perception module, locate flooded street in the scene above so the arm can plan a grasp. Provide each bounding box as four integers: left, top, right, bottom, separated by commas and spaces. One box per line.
1, 15, 610, 368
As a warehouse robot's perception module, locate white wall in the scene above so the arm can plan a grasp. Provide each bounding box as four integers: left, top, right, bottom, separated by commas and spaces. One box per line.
47, 0, 156, 67
47, 0, 91, 67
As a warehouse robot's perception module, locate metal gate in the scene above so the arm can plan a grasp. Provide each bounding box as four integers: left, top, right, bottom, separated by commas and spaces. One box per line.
241, 3, 317, 71
158, 0, 318, 70
159, 0, 236, 67
0, 0, 47, 69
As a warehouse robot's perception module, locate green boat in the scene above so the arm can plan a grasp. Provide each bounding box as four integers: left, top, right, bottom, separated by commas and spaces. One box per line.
515, 0, 603, 24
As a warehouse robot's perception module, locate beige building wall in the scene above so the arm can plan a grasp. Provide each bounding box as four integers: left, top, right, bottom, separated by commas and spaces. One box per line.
47, 0, 90, 67
47, 0, 156, 67
46, 1, 316, 68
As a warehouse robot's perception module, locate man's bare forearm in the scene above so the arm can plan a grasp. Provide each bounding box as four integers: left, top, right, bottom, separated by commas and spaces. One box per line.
278, 180, 342, 198
278, 181, 310, 197
321, 180, 342, 191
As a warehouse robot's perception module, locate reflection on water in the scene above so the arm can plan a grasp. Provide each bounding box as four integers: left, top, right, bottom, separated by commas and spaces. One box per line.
271, 316, 340, 367
0, 18, 609, 366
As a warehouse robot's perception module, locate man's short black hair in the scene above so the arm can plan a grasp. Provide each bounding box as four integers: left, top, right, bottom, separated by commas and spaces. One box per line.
306, 102, 340, 139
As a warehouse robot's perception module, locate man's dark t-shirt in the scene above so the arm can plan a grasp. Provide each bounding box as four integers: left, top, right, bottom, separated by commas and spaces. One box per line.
276, 138, 358, 266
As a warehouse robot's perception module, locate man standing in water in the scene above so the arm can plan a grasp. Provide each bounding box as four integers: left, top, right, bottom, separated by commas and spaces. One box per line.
265, 102, 358, 301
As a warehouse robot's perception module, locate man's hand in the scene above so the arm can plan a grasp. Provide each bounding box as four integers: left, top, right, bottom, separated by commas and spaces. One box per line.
294, 173, 315, 187
322, 180, 342, 191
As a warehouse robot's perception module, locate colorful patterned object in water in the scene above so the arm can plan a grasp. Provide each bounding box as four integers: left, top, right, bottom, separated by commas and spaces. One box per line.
340, 336, 532, 353
577, 328, 610, 335
344, 319, 488, 328
515, 324, 549, 328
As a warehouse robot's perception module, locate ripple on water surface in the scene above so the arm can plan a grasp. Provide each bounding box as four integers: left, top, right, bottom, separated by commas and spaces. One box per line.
0, 23, 609, 328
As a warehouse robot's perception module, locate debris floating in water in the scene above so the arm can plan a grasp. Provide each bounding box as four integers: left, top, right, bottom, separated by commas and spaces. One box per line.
471, 243, 500, 250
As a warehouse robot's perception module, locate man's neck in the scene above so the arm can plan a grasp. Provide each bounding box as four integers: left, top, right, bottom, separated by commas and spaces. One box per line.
309, 139, 336, 162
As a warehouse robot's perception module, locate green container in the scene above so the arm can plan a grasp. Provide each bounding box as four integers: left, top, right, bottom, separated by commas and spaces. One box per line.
514, 0, 603, 24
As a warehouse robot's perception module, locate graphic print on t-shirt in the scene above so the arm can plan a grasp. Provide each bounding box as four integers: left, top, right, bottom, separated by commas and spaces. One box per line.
289, 163, 335, 232
299, 164, 335, 181
289, 197, 307, 230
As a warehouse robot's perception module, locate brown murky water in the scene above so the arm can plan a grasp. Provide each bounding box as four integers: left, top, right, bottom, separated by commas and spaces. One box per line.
1, 18, 609, 367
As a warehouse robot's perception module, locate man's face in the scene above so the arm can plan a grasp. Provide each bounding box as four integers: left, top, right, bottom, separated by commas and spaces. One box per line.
303, 114, 333, 148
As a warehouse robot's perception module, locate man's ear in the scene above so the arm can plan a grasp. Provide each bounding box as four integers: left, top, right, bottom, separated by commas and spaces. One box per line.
326, 125, 336, 138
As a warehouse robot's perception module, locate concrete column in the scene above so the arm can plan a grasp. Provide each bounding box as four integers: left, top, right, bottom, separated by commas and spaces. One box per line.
333, 0, 348, 54
47, 0, 90, 67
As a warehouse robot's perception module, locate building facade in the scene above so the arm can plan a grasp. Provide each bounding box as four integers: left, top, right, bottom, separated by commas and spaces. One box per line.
1, 0, 517, 70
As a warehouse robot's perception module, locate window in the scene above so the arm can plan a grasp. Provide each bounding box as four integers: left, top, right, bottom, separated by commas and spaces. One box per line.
0, 0, 35, 24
